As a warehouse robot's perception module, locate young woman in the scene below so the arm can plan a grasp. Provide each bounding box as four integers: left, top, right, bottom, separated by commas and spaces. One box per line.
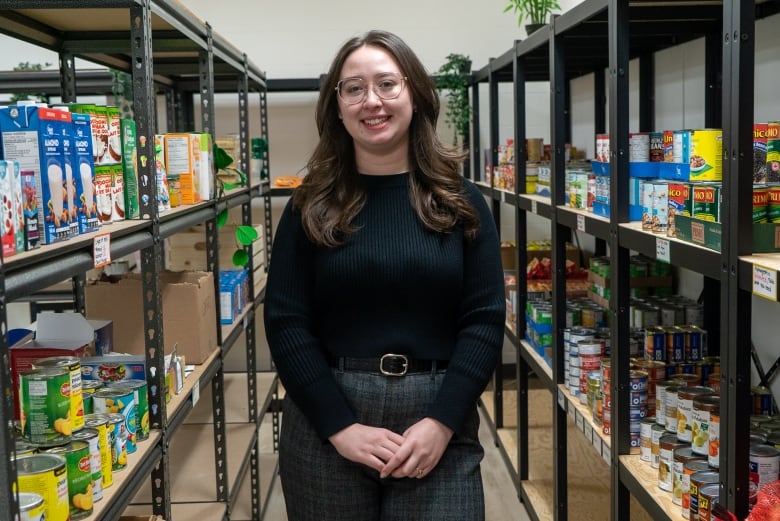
264, 29, 506, 520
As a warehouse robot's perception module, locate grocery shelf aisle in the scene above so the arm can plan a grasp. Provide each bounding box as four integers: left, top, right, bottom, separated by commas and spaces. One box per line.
249, 403, 530, 521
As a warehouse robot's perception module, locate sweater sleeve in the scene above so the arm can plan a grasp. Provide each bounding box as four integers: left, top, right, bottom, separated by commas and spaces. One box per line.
426, 180, 506, 433
263, 200, 358, 441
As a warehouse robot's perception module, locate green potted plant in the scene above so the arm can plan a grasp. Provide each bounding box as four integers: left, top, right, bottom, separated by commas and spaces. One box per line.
435, 53, 472, 148
503, 0, 560, 35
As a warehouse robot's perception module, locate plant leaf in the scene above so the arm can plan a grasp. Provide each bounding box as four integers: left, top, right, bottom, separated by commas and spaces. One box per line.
216, 208, 229, 228
232, 249, 249, 267
236, 225, 259, 246
213, 144, 234, 170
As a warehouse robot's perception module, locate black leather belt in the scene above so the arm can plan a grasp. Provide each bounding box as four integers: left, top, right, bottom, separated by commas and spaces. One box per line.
329, 353, 448, 376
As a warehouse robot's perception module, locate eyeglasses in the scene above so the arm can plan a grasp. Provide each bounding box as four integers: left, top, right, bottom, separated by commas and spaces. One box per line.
335, 73, 408, 105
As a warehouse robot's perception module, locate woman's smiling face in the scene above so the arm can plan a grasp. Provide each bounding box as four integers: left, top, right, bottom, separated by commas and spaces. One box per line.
337, 45, 413, 171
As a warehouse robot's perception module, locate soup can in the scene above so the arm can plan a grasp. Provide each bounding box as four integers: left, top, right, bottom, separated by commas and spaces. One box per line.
690, 471, 720, 521
697, 483, 721, 521
72, 427, 103, 503
18, 367, 72, 446
750, 443, 780, 491
81, 380, 103, 416
673, 447, 706, 506
32, 356, 85, 433
15, 453, 69, 521
677, 386, 714, 442
691, 395, 719, 456
659, 434, 687, 492
43, 440, 94, 519
83, 413, 113, 488
682, 460, 711, 519
16, 491, 45, 521
15, 440, 38, 458
651, 423, 667, 468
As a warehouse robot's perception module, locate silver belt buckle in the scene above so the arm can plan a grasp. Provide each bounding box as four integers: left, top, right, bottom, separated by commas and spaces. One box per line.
380, 353, 408, 376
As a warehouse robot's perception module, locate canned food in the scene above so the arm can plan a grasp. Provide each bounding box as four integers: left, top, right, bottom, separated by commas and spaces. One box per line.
692, 183, 721, 222
667, 183, 691, 238
659, 434, 688, 492
750, 443, 780, 491
682, 460, 711, 519
18, 367, 72, 446
107, 412, 127, 471
633, 359, 666, 382
690, 470, 720, 521
666, 326, 687, 363
15, 453, 69, 521
673, 447, 706, 506
664, 385, 680, 433
768, 185, 780, 223
33, 356, 85, 433
677, 386, 714, 442
691, 395, 719, 456
688, 129, 723, 182
107, 379, 149, 442
645, 326, 666, 361
17, 491, 45, 521
651, 423, 667, 468
72, 427, 103, 503
672, 373, 702, 387
697, 483, 721, 521
655, 381, 677, 428
650, 132, 664, 162
93, 387, 136, 453
753, 386, 775, 416
83, 414, 112, 488
43, 441, 94, 519
754, 185, 769, 223
640, 416, 656, 462
15, 440, 38, 458
629, 370, 649, 392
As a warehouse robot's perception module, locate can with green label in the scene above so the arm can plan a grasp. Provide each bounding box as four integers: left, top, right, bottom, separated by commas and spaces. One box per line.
83, 413, 113, 488
33, 356, 85, 433
43, 440, 93, 519
94, 387, 136, 453
106, 412, 128, 471
72, 427, 103, 503
19, 367, 72, 446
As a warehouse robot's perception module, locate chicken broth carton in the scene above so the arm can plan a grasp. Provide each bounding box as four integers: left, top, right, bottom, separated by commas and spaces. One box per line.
0, 103, 73, 244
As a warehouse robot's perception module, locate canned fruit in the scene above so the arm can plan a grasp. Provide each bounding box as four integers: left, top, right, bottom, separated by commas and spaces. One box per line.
19, 368, 72, 446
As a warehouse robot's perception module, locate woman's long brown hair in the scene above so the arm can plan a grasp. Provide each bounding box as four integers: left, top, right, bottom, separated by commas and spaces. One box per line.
293, 30, 479, 247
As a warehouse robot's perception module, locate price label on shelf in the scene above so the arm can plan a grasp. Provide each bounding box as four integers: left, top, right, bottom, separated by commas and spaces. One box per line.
602, 441, 611, 465
93, 233, 111, 268
656, 238, 671, 264
192, 379, 200, 406
531, 199, 538, 214
558, 389, 566, 410
568, 399, 576, 420
753, 264, 778, 301
577, 214, 586, 232
575, 410, 584, 431
501, 191, 507, 203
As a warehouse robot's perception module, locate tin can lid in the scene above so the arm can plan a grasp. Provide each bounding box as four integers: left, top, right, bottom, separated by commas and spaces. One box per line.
18, 492, 44, 512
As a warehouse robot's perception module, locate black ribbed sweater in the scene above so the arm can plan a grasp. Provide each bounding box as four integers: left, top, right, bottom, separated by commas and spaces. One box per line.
263, 172, 506, 441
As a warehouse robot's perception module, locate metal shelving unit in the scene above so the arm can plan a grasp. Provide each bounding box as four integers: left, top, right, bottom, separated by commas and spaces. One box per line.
0, 2, 276, 520
473, 1, 780, 519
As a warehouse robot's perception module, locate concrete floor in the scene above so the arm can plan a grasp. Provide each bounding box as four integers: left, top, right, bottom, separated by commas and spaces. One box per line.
260, 404, 531, 521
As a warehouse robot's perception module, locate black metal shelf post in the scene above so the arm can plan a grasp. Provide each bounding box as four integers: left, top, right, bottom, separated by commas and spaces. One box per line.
549, 17, 568, 521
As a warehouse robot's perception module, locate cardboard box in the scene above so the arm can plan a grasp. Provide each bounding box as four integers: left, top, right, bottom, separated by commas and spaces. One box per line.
166, 225, 239, 271
85, 271, 217, 364
675, 215, 780, 253
9, 313, 99, 418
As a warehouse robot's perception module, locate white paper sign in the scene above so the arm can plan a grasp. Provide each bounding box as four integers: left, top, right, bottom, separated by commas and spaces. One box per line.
656, 238, 671, 264
575, 410, 584, 431
753, 264, 778, 301
593, 432, 602, 454
532, 200, 538, 214
577, 214, 586, 232
602, 441, 611, 465
558, 389, 566, 410
583, 423, 593, 442
93, 233, 111, 268
192, 379, 200, 406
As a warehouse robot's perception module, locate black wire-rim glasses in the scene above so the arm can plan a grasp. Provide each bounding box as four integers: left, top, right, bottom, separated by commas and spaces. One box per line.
335, 72, 408, 105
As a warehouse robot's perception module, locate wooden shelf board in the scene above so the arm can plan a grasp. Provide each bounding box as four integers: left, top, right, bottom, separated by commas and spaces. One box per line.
76, 431, 162, 521
122, 501, 226, 520
185, 371, 277, 425
165, 346, 221, 423
621, 454, 681, 520
130, 423, 256, 504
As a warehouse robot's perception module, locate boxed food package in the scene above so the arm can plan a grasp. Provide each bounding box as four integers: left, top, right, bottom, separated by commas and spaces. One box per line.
85, 271, 217, 364
0, 103, 75, 244
0, 160, 17, 257
219, 269, 249, 324
71, 112, 100, 234
164, 133, 201, 205
121, 118, 140, 219
80, 354, 146, 383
